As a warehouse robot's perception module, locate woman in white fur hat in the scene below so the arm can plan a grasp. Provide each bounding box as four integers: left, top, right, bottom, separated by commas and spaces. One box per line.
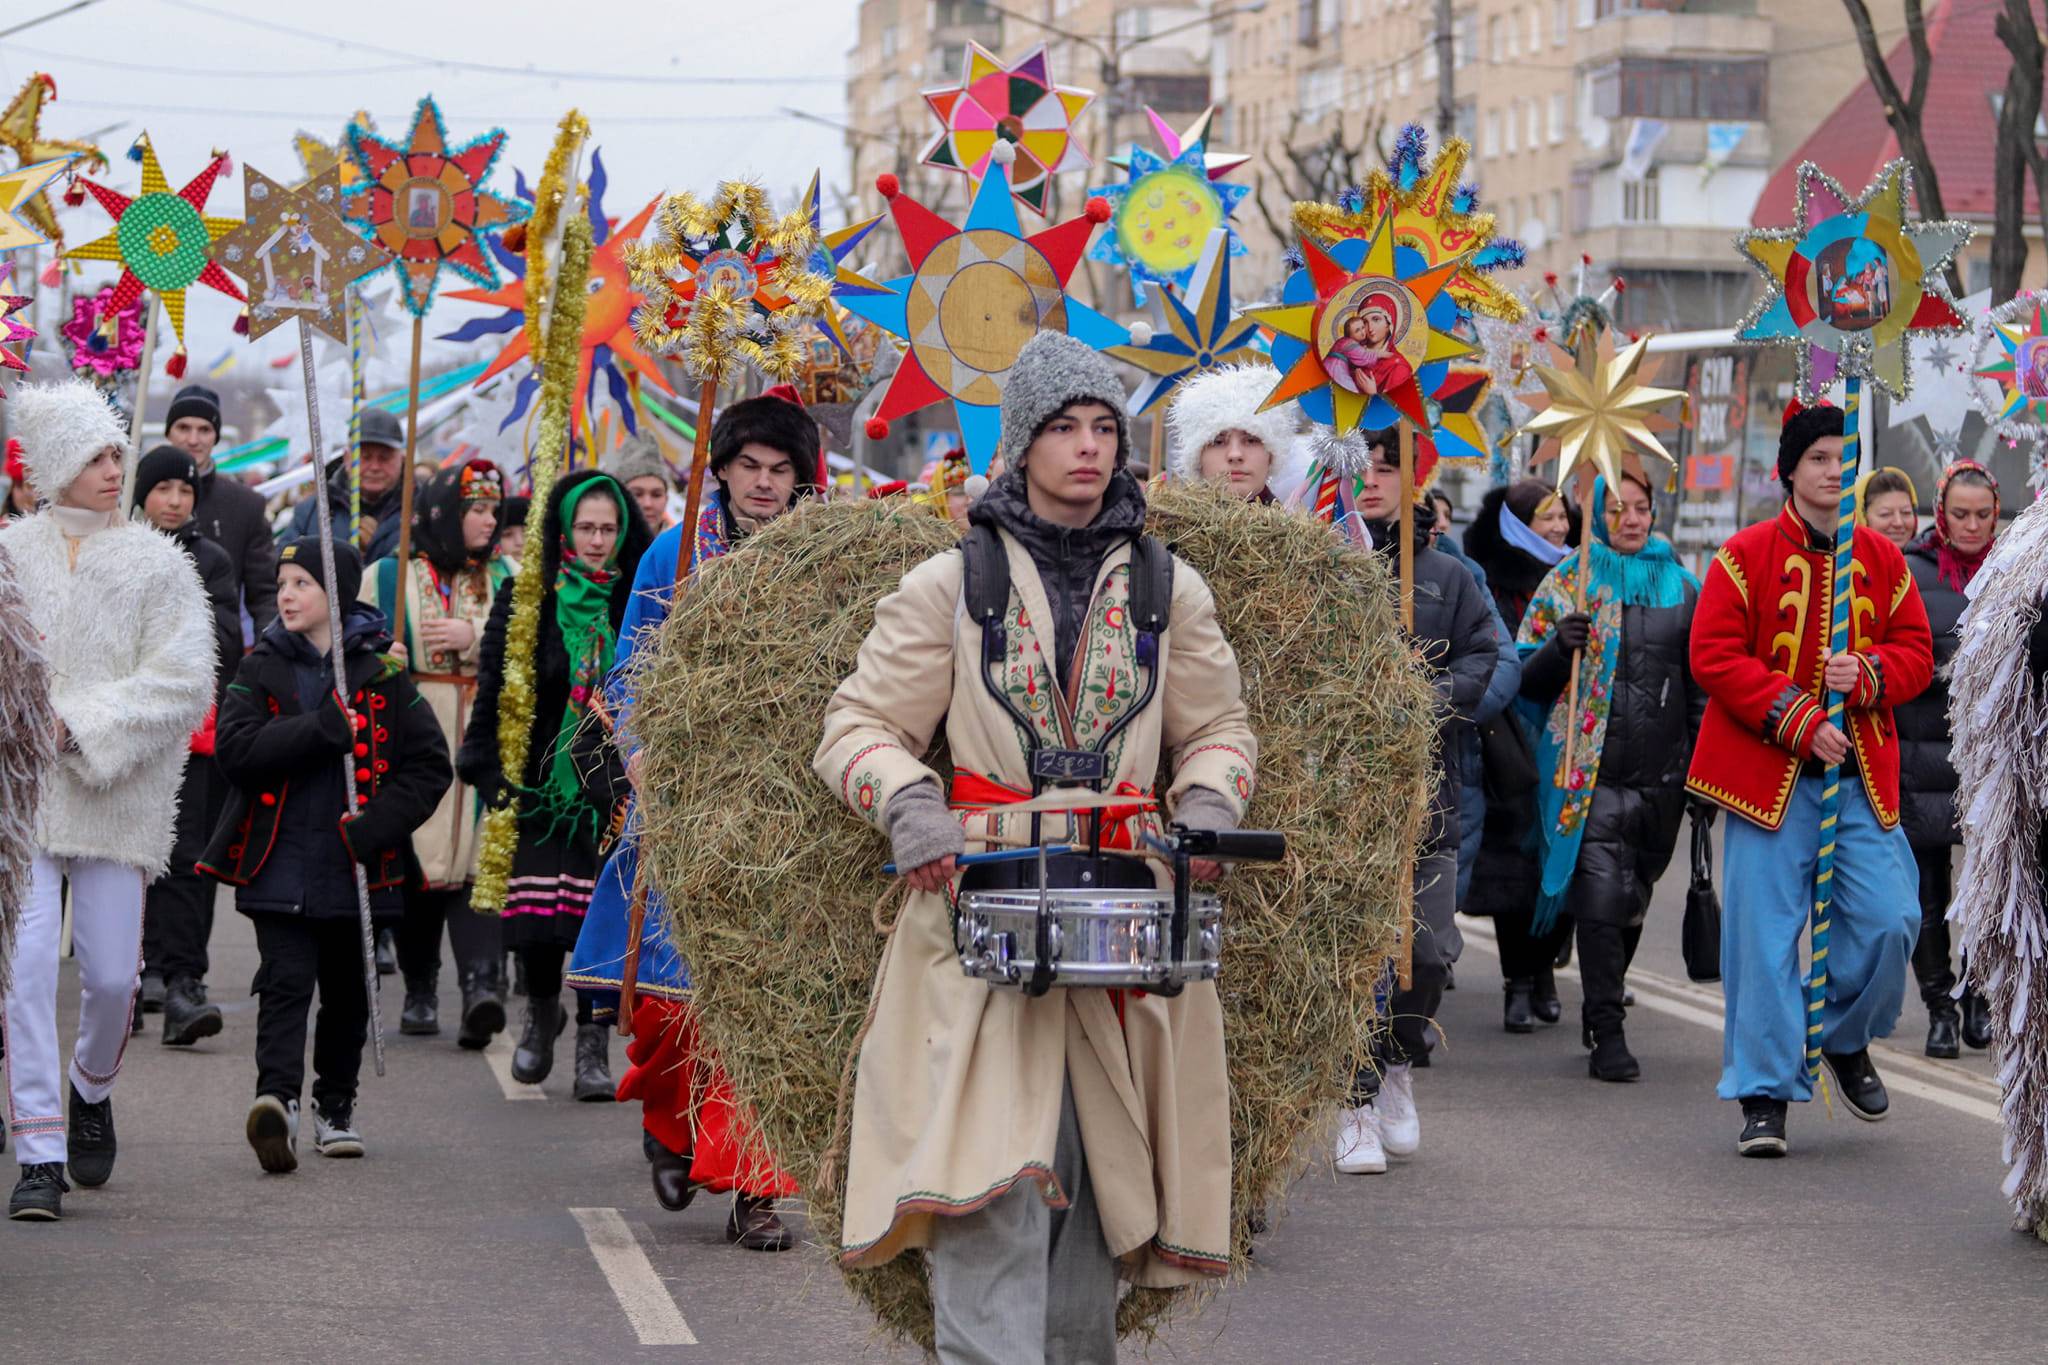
2, 381, 213, 1221
1164, 363, 1304, 504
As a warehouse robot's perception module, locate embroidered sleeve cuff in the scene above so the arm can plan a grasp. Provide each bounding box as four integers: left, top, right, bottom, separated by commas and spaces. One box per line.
1850, 652, 1884, 707
1770, 690, 1826, 757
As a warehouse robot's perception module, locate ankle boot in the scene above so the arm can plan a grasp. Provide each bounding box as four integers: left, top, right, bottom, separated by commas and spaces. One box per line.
375, 927, 398, 976
456, 963, 508, 1051
161, 977, 224, 1047
1530, 964, 1562, 1025
1588, 1026, 1641, 1082
1961, 990, 1993, 1050
510, 995, 565, 1085
399, 970, 440, 1036
572, 1022, 616, 1103
1925, 1002, 1961, 1059
1502, 980, 1536, 1034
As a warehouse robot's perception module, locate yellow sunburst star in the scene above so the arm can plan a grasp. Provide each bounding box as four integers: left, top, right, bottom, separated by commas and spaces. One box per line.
0, 73, 106, 249
1520, 330, 1685, 494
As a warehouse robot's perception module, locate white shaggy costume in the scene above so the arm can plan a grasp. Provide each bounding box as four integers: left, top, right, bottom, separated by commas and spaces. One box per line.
2, 382, 213, 1168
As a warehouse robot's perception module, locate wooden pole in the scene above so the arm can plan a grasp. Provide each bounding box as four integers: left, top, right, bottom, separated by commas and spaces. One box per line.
119, 298, 160, 510
1557, 465, 1596, 783
391, 315, 425, 648
1397, 419, 1416, 631
1149, 407, 1167, 482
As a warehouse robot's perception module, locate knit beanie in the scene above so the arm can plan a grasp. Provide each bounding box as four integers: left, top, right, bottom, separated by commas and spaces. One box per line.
10, 380, 129, 500
164, 383, 222, 437
709, 390, 821, 489
1778, 403, 1844, 491
998, 331, 1129, 471
600, 431, 671, 488
1165, 364, 1298, 480
277, 536, 364, 607
133, 444, 200, 508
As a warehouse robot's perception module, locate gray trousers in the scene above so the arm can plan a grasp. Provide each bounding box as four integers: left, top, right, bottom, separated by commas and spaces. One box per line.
929, 1075, 1117, 1364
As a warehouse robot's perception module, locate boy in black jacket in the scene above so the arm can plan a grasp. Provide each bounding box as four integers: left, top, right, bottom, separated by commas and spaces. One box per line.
201, 540, 451, 1173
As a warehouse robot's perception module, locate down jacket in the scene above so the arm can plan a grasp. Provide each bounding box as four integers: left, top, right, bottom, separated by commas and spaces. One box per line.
1898, 533, 1965, 849
1436, 537, 1522, 903
5, 511, 215, 877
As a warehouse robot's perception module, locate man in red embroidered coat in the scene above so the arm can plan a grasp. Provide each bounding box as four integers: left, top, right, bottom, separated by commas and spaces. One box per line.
1686, 403, 1933, 1157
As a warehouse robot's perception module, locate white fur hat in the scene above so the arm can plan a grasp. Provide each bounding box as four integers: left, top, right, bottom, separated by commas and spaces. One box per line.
9, 381, 128, 500
1165, 364, 1301, 481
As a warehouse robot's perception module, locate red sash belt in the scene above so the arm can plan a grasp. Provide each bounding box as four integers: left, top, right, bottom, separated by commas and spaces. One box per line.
947, 769, 1156, 850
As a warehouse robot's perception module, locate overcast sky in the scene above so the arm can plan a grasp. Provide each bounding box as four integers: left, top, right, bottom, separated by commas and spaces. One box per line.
2, 0, 857, 374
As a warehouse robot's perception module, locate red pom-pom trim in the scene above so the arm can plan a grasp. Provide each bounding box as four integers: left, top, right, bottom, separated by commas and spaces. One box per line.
1542, 271, 1558, 287
1783, 397, 1836, 423
1613, 277, 1627, 293
864, 416, 891, 440
1084, 197, 1111, 223
233, 312, 250, 336
165, 350, 187, 379
500, 223, 527, 254
1580, 253, 1593, 265
876, 173, 900, 200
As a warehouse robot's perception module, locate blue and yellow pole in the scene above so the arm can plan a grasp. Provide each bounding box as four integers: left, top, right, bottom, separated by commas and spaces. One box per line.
1808, 375, 1861, 1089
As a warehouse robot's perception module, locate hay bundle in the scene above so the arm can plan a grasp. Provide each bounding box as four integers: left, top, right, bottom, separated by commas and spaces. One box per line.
632, 483, 1436, 1349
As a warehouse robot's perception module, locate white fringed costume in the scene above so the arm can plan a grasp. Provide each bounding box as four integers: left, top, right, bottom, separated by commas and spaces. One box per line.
1950, 495, 2048, 1239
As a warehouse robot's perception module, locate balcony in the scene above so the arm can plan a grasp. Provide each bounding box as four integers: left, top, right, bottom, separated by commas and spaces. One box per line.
1576, 118, 1772, 171
1573, 9, 1774, 64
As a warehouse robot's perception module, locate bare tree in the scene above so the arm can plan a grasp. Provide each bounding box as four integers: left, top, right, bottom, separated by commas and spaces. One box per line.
1248, 110, 1390, 251
1993, 0, 2047, 302
1839, 0, 1964, 294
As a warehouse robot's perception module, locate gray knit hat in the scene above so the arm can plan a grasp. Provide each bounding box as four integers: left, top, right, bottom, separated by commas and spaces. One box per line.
600, 431, 671, 488
998, 331, 1128, 471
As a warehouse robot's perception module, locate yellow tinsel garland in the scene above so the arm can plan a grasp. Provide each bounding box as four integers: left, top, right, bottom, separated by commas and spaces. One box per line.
472, 207, 595, 912
521, 109, 590, 364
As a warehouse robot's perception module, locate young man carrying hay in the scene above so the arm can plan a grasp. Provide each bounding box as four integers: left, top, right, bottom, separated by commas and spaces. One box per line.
813, 331, 1259, 1360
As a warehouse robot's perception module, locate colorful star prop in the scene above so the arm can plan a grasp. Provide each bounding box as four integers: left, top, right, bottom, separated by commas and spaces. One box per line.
799, 169, 887, 360
1249, 205, 1477, 438
921, 42, 1093, 218
1735, 158, 1972, 402
343, 97, 529, 319
1, 157, 75, 254
1971, 288, 2048, 453
211, 165, 393, 342
841, 162, 1127, 470
1294, 127, 1525, 324
446, 149, 674, 438
1108, 227, 1263, 414
0, 74, 105, 250
1519, 330, 1685, 495
626, 179, 828, 383
67, 134, 244, 362
60, 285, 144, 378
1088, 138, 1247, 305
0, 293, 33, 392
1110, 106, 1248, 182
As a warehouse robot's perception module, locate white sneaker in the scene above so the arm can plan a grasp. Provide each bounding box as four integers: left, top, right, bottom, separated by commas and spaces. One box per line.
1333, 1105, 1387, 1174
1378, 1063, 1420, 1156
310, 1100, 365, 1159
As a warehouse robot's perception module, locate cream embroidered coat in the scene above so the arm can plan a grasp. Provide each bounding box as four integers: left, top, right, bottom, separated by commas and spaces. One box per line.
814, 529, 1257, 1286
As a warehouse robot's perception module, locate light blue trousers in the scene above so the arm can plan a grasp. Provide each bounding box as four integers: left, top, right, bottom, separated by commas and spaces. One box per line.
1717, 774, 1919, 1102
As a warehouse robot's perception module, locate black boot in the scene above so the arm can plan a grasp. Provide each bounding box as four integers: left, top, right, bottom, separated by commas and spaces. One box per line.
510, 995, 566, 1085
1530, 962, 1562, 1025
399, 971, 440, 1037
375, 927, 398, 976
161, 977, 223, 1047
1961, 990, 1993, 1050
726, 1195, 794, 1252
1588, 1026, 1641, 1082
1926, 1002, 1961, 1059
456, 963, 507, 1051
8, 1163, 70, 1221
1502, 980, 1536, 1034
139, 971, 167, 1014
572, 1022, 616, 1102
650, 1141, 697, 1212
67, 1084, 116, 1187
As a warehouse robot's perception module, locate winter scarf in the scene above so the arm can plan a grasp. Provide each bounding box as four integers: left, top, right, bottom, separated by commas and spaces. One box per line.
537, 477, 629, 841
1519, 476, 1697, 930
1932, 461, 2000, 593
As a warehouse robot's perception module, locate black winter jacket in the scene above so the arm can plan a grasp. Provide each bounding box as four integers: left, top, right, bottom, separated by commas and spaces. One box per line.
1899, 534, 1966, 848
202, 605, 451, 918
165, 517, 242, 701
191, 463, 278, 631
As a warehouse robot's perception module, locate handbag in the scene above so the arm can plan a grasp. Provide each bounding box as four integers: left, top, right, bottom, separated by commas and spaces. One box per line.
1682, 807, 1723, 983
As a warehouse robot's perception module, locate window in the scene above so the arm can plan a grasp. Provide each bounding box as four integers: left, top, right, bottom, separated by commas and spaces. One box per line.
1456, 11, 1476, 67
1525, 99, 1539, 148
1549, 92, 1566, 143
1507, 14, 1520, 58
1397, 56, 1412, 94
1483, 109, 1500, 157
1589, 58, 1768, 121
1488, 15, 1503, 62
1422, 21, 1439, 80
1549, 189, 1564, 231
880, 23, 900, 58
1454, 99, 1478, 147
1300, 66, 1343, 121
1504, 104, 1518, 154
1570, 169, 1592, 231
1554, 0, 1569, 42
1529, 6, 1543, 52
1622, 169, 1661, 223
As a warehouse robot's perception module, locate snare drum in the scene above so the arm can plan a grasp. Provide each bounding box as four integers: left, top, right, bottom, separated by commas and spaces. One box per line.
954, 888, 1223, 990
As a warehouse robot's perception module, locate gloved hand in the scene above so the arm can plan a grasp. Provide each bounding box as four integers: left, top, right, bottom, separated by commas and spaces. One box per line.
1553, 611, 1592, 653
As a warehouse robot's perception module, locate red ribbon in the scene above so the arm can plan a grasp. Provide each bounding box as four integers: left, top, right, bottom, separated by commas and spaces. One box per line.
948, 769, 1156, 851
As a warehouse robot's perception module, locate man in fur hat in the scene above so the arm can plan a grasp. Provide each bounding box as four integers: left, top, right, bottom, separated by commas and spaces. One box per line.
600, 432, 675, 534
1687, 401, 1933, 1157
814, 331, 1258, 1359
3, 382, 213, 1220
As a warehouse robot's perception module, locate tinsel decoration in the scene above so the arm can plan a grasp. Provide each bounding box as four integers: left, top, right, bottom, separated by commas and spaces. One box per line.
1970, 289, 2048, 490
521, 109, 590, 364
0, 294, 31, 394
472, 208, 595, 912
59, 285, 144, 378
0, 542, 56, 996
626, 178, 828, 383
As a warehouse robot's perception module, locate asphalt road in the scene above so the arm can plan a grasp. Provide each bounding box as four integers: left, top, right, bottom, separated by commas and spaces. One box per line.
4, 860, 2042, 1363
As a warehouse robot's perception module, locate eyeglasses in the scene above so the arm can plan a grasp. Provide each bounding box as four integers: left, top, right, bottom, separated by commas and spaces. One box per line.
571, 522, 620, 537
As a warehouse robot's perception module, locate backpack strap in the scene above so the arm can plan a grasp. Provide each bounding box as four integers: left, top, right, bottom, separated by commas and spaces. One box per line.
960, 522, 1012, 669
1126, 533, 1174, 667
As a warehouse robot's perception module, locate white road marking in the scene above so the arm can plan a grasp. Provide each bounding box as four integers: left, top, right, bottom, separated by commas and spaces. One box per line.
1458, 918, 2002, 1124
571, 1206, 697, 1346
483, 1032, 547, 1102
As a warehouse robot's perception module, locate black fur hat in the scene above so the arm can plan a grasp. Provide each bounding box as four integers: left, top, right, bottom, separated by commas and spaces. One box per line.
709, 391, 821, 492
1778, 402, 1845, 491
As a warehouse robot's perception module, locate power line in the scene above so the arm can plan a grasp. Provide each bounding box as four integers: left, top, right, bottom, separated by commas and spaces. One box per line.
52, 96, 842, 127
0, 40, 427, 78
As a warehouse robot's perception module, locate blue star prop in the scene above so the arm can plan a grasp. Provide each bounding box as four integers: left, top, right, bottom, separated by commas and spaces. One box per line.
1107, 227, 1263, 414
1087, 140, 1246, 306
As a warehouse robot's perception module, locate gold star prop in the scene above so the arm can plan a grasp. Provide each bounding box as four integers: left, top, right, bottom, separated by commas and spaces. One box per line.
1519, 330, 1685, 494
0, 156, 73, 253
211, 165, 394, 342
0, 73, 105, 249
293, 112, 373, 192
